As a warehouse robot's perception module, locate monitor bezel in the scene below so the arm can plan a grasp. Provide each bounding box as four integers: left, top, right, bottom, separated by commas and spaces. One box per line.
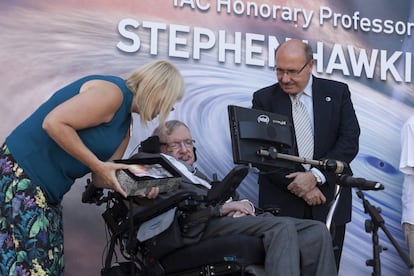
228, 105, 295, 170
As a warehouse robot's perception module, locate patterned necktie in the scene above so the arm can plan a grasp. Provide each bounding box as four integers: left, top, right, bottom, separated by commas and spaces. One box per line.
292, 94, 314, 169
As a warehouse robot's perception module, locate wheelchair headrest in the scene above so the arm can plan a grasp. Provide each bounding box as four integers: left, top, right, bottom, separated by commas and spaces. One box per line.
206, 165, 249, 205
139, 135, 161, 153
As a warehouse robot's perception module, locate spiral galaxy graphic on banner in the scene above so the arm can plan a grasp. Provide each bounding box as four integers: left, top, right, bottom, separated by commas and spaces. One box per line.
1, 1, 413, 275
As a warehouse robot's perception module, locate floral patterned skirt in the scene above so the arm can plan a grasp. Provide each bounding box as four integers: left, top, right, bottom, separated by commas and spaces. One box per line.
0, 144, 64, 276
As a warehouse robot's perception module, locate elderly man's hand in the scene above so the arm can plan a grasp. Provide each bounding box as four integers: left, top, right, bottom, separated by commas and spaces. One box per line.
302, 187, 326, 206
286, 171, 318, 197
220, 200, 255, 217
145, 187, 159, 199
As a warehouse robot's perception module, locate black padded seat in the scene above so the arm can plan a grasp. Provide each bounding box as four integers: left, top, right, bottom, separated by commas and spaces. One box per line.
159, 235, 265, 275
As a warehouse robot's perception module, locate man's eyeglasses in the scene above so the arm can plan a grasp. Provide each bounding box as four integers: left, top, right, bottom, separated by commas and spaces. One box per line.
274, 59, 311, 77
161, 139, 195, 150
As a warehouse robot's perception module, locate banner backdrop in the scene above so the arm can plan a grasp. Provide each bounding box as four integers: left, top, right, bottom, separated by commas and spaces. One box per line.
1, 1, 413, 275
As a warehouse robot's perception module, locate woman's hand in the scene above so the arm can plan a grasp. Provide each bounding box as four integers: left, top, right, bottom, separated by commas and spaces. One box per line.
92, 162, 161, 199
91, 161, 130, 198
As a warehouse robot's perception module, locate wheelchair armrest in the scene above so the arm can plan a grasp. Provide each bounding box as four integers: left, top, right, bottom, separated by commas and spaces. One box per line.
206, 165, 249, 205
81, 178, 106, 205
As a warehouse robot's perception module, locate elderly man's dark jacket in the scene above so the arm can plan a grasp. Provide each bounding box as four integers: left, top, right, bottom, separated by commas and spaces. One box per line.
252, 76, 360, 225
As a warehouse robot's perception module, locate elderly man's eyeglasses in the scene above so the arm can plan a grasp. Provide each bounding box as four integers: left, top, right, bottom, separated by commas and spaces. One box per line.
274, 59, 311, 77
161, 139, 195, 150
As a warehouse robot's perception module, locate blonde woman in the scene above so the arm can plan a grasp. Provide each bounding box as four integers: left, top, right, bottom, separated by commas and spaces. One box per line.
0, 60, 185, 275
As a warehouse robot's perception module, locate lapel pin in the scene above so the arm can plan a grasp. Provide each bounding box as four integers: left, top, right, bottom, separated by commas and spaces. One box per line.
325, 97, 331, 102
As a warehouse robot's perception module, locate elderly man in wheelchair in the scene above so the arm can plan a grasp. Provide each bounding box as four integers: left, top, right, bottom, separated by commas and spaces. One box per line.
83, 120, 337, 276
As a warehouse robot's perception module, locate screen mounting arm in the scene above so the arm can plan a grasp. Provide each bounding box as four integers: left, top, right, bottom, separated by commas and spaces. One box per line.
257, 146, 350, 175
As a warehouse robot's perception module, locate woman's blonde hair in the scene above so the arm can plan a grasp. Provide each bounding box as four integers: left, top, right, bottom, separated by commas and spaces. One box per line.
126, 60, 185, 125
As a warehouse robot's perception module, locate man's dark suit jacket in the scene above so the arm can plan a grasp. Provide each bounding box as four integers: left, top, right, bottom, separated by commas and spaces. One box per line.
252, 76, 360, 225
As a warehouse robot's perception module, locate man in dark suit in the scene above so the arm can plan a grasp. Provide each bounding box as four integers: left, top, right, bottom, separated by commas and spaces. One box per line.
252, 39, 360, 270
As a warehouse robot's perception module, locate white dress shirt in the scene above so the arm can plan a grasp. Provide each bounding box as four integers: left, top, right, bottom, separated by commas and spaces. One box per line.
400, 115, 414, 224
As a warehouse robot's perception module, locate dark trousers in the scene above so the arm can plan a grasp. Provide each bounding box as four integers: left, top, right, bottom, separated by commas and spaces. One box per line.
304, 205, 345, 271
202, 214, 338, 276
333, 224, 346, 271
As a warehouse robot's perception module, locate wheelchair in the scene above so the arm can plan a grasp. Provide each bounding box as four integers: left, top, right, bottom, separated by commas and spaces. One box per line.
81, 133, 341, 275
82, 162, 266, 276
